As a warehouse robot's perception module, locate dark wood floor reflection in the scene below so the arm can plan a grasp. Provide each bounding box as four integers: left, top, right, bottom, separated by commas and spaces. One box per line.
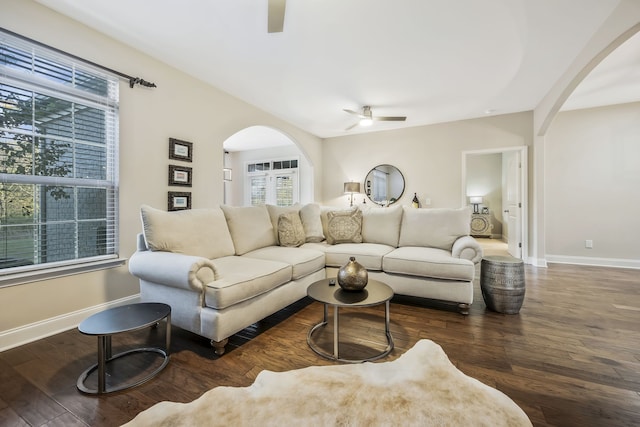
1, 262, 639, 426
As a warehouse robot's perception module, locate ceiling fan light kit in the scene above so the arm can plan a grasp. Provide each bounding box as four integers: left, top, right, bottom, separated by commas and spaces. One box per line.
344, 106, 406, 130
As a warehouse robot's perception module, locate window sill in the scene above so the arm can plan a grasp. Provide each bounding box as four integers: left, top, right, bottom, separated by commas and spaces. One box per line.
0, 258, 127, 288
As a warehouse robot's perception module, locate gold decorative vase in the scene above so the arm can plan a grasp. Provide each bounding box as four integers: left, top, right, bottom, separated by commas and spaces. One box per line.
337, 257, 368, 291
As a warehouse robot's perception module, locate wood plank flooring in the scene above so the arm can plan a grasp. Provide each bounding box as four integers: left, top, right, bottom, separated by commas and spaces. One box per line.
1, 252, 639, 426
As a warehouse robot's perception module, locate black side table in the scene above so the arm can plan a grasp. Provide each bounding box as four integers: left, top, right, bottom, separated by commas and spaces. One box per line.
77, 302, 171, 394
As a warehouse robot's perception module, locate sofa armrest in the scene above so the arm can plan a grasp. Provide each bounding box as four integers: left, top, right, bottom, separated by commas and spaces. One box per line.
129, 250, 217, 293
451, 236, 483, 264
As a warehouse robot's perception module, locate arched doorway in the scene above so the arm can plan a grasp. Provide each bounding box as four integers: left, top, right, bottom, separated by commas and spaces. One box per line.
222, 126, 314, 206
533, 22, 640, 267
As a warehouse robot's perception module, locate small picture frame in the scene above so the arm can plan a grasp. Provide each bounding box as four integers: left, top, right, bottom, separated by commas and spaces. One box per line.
168, 191, 191, 211
169, 138, 193, 162
482, 207, 489, 214
169, 164, 192, 187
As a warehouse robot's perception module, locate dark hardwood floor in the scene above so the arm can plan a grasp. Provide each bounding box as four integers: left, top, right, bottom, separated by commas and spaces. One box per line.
1, 260, 639, 426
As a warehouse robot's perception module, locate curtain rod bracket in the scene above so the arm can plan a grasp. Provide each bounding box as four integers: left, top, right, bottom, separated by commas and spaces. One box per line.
129, 77, 157, 89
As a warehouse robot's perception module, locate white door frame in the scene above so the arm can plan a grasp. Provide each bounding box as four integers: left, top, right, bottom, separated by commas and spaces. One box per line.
461, 146, 528, 263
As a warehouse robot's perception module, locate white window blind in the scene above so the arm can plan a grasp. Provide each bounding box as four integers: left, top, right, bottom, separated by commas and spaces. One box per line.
0, 30, 120, 280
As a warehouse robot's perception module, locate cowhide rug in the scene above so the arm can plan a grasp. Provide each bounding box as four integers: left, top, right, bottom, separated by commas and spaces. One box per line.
123, 339, 531, 426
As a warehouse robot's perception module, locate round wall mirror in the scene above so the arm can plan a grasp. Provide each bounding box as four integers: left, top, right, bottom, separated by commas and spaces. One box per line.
364, 164, 405, 206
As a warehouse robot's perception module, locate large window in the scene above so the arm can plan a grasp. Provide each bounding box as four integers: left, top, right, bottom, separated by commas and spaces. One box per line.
246, 159, 298, 206
0, 31, 120, 283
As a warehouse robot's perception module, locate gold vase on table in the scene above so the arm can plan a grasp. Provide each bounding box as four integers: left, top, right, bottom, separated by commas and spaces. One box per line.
337, 257, 368, 291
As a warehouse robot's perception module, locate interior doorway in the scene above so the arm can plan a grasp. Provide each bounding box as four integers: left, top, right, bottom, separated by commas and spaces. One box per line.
462, 146, 528, 261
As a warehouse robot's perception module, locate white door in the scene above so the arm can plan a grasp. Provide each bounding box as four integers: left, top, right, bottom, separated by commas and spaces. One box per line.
504, 151, 522, 258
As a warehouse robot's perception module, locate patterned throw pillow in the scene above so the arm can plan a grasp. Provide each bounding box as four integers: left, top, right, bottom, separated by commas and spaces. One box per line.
278, 211, 306, 247
326, 208, 363, 245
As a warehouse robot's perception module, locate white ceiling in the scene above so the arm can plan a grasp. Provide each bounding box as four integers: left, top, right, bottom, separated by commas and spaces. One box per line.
36, 0, 640, 143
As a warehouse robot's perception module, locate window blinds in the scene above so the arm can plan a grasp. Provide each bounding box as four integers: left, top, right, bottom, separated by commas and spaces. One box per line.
0, 30, 119, 274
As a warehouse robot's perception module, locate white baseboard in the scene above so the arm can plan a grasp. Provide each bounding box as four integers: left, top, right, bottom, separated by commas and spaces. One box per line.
0, 294, 140, 352
527, 257, 548, 268
546, 255, 640, 270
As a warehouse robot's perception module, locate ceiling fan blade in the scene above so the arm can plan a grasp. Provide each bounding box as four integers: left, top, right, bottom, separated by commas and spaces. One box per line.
343, 109, 365, 118
345, 122, 359, 131
268, 0, 286, 33
373, 116, 407, 122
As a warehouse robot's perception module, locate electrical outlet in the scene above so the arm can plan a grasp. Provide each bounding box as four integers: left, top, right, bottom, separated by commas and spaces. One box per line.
585, 240, 593, 249
424, 198, 431, 206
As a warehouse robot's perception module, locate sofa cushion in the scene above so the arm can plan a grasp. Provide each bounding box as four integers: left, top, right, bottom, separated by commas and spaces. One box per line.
325, 208, 363, 245
302, 242, 394, 271
266, 204, 300, 245
383, 247, 475, 281
398, 207, 471, 251
221, 205, 277, 255
140, 205, 235, 259
205, 256, 292, 309
299, 203, 324, 243
243, 246, 325, 280
277, 211, 306, 247
361, 205, 403, 247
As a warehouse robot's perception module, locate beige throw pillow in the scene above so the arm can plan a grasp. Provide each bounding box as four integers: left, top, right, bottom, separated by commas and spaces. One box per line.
278, 212, 306, 247
220, 205, 277, 255
140, 205, 235, 259
326, 208, 363, 245
266, 204, 301, 245
299, 203, 324, 243
361, 205, 403, 247
398, 206, 471, 251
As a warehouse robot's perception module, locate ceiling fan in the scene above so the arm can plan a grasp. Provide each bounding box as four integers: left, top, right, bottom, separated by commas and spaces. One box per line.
343, 106, 407, 130
268, 0, 286, 33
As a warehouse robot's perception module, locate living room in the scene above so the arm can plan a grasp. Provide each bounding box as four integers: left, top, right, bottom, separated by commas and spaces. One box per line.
1, 1, 639, 426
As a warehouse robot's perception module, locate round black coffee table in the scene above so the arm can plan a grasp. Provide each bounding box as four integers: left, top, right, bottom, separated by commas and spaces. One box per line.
77, 302, 171, 394
307, 278, 394, 363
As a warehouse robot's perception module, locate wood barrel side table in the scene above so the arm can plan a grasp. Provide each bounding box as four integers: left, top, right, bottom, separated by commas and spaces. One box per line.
480, 255, 525, 314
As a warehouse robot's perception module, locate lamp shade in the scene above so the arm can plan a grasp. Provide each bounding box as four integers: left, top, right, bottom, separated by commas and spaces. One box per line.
344, 182, 361, 194
469, 196, 483, 204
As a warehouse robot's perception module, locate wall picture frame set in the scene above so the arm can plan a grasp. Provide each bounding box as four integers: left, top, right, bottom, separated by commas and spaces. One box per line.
168, 138, 193, 211
168, 164, 192, 186
168, 191, 191, 211
169, 138, 193, 162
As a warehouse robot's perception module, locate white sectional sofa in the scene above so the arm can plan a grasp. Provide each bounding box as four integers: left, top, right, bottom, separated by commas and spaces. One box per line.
128, 203, 482, 355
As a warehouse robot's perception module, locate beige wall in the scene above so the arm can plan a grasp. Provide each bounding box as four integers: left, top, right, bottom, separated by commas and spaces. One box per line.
0, 0, 322, 337
545, 102, 640, 265
322, 112, 533, 210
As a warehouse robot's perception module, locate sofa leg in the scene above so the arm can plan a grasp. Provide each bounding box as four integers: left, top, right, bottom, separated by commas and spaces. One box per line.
210, 338, 228, 356
457, 303, 470, 315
